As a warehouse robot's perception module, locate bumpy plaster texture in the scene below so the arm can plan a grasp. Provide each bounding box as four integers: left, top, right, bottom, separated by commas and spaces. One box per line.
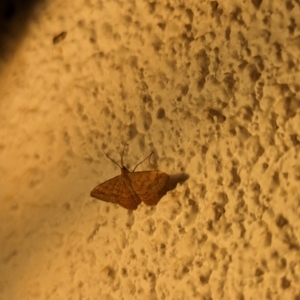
1, 0, 300, 299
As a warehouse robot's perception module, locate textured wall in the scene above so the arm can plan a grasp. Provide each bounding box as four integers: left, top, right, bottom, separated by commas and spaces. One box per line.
1, 0, 300, 299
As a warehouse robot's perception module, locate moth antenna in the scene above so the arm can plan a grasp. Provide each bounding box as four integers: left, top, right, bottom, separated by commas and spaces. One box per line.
133, 152, 154, 172
103, 152, 121, 169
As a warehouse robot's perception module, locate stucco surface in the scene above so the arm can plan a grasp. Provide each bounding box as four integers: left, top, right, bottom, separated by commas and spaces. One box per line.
1, 0, 300, 299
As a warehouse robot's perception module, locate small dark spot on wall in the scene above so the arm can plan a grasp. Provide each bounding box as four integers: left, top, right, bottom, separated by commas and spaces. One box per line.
157, 22, 166, 30
274, 42, 283, 62
199, 274, 209, 284
142, 95, 153, 106
101, 106, 110, 117
122, 14, 132, 25
147, 1, 156, 13
225, 27, 231, 40
197, 78, 205, 91
62, 202, 71, 211
276, 214, 288, 228
106, 267, 116, 279
127, 123, 138, 139
181, 84, 189, 95
121, 268, 127, 276
210, 1, 218, 11
255, 268, 264, 276
52, 31, 67, 44
251, 0, 262, 8
198, 184, 207, 198
185, 24, 192, 32
143, 111, 152, 131
262, 162, 268, 170
185, 8, 193, 22
214, 204, 225, 220
129, 55, 138, 68
222, 73, 235, 90
152, 38, 163, 52
249, 65, 261, 82
231, 167, 241, 185
281, 276, 291, 289
286, 0, 294, 10
201, 145, 208, 155
230, 7, 244, 25
288, 18, 296, 35
264, 232, 272, 247
272, 171, 280, 186
156, 107, 165, 119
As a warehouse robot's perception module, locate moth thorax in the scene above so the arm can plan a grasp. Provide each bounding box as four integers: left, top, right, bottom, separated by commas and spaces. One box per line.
121, 166, 129, 172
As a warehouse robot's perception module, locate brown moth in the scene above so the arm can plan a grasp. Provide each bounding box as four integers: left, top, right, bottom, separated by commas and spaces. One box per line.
90, 146, 169, 210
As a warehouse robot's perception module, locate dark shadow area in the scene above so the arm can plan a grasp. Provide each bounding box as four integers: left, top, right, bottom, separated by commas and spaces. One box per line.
0, 0, 47, 72
165, 173, 189, 193
153, 173, 189, 207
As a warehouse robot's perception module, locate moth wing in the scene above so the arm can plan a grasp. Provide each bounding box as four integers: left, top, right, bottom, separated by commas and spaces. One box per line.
91, 175, 141, 210
128, 171, 169, 206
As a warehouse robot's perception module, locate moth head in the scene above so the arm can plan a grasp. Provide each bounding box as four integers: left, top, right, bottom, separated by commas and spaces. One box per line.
121, 166, 129, 172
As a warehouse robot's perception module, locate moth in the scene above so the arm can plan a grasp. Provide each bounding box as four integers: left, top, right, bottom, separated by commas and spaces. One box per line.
90, 146, 169, 210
